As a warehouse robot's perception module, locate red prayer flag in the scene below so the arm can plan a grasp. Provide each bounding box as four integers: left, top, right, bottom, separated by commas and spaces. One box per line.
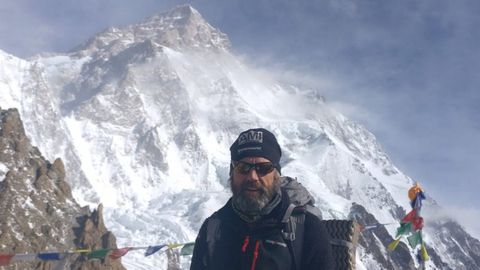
401, 209, 417, 223
109, 248, 131, 260
413, 216, 424, 231
0, 253, 14, 266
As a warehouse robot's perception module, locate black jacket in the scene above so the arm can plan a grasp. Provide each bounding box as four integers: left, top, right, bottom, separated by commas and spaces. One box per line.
190, 189, 335, 270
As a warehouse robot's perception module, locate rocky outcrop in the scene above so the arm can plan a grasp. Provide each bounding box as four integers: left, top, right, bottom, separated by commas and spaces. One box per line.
70, 204, 125, 270
428, 218, 480, 270
0, 107, 125, 270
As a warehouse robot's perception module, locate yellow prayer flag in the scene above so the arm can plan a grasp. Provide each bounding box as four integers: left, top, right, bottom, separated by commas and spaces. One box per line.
168, 243, 183, 249
388, 238, 401, 251
74, 249, 91, 253
421, 243, 430, 261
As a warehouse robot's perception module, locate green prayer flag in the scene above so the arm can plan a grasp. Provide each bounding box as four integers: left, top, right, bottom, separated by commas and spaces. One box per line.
395, 222, 413, 238
180, 243, 195, 256
87, 249, 110, 259
407, 231, 422, 248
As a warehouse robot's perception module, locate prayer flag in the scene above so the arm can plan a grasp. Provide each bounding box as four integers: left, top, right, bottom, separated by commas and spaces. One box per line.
38, 252, 63, 261
401, 209, 417, 223
412, 217, 424, 231
407, 231, 423, 248
109, 247, 131, 260
180, 243, 195, 256
420, 243, 430, 261
0, 253, 14, 266
74, 249, 91, 253
168, 243, 183, 249
145, 245, 166, 257
395, 222, 413, 238
410, 191, 426, 209
408, 183, 423, 201
416, 252, 424, 264
87, 249, 110, 259
388, 238, 401, 251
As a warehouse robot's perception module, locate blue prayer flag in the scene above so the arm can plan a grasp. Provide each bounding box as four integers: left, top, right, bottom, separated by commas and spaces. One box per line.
38, 252, 62, 261
410, 191, 426, 209
145, 245, 166, 257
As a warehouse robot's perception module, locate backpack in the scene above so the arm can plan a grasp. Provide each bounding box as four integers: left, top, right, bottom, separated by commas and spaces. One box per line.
281, 176, 360, 270
205, 176, 360, 270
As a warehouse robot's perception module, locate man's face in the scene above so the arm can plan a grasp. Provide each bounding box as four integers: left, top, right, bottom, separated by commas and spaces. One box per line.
230, 156, 279, 214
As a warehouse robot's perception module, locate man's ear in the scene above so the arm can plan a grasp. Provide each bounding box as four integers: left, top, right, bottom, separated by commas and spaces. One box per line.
229, 162, 234, 177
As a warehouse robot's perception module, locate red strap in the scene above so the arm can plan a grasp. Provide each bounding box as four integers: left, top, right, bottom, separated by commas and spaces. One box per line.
250, 241, 260, 270
242, 236, 250, 253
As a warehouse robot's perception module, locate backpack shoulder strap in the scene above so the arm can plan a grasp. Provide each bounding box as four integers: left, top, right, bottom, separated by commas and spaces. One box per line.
205, 212, 222, 263
282, 203, 306, 270
281, 204, 297, 240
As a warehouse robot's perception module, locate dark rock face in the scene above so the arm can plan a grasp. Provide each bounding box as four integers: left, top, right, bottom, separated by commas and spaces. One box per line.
429, 219, 480, 270
70, 204, 126, 270
0, 108, 125, 270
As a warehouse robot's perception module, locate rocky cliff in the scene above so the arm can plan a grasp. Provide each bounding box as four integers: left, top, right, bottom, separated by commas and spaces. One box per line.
0, 107, 125, 270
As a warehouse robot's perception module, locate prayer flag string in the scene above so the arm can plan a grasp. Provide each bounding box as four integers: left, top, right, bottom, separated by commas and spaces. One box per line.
0, 242, 194, 267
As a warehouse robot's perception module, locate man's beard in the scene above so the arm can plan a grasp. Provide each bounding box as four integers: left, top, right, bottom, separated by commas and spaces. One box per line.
231, 177, 280, 216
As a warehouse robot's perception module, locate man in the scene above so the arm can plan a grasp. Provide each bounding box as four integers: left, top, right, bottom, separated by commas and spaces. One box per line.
190, 128, 334, 270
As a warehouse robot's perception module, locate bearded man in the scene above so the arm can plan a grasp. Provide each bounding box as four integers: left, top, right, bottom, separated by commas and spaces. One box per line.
190, 128, 334, 270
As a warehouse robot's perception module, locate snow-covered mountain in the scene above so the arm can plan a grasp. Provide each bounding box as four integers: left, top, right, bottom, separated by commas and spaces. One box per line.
1, 5, 479, 269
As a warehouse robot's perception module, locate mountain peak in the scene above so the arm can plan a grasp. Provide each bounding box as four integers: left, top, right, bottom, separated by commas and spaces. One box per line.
161, 4, 199, 19
75, 4, 230, 56
143, 4, 201, 26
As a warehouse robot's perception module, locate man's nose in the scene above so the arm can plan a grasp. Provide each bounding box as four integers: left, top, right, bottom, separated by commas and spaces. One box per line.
246, 167, 260, 181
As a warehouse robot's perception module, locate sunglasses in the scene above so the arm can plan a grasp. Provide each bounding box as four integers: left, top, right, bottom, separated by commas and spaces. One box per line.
233, 161, 275, 176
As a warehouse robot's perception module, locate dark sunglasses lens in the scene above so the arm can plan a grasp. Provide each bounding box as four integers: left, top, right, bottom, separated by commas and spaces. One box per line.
234, 162, 274, 175
235, 162, 253, 174
255, 163, 274, 175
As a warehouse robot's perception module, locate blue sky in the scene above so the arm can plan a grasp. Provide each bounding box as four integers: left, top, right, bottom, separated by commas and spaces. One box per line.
1, 0, 479, 237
